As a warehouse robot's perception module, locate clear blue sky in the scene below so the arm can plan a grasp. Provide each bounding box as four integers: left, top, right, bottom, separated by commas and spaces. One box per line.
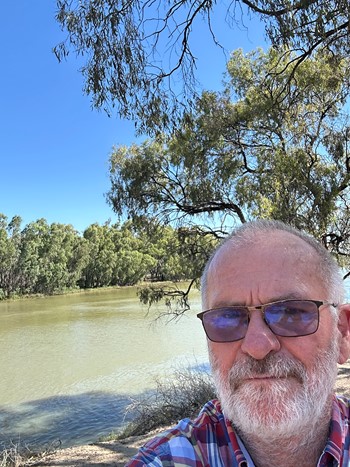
0, 1, 265, 233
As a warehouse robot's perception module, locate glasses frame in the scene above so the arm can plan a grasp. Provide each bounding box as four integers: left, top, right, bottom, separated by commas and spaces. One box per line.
197, 299, 337, 343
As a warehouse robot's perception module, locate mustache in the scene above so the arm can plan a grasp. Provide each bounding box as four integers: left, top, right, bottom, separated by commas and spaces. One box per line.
227, 353, 307, 385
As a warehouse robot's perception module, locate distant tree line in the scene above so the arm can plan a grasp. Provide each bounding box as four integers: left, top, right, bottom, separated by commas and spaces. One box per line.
0, 214, 217, 300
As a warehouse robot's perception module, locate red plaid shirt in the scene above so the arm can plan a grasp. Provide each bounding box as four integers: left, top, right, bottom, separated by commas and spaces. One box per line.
126, 396, 350, 466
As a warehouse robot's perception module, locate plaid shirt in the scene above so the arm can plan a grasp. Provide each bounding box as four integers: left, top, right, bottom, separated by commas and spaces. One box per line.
126, 396, 350, 466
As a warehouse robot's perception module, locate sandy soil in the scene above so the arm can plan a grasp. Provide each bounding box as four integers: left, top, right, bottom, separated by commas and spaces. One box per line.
26, 361, 350, 467
27, 427, 168, 467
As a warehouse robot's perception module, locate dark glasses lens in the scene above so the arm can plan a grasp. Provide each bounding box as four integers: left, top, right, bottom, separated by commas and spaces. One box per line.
197, 300, 324, 342
199, 307, 249, 342
264, 300, 319, 337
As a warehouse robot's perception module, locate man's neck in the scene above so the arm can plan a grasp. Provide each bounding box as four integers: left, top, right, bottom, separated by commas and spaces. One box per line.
236, 405, 332, 467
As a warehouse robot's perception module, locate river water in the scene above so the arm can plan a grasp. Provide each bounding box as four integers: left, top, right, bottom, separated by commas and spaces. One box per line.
0, 286, 208, 448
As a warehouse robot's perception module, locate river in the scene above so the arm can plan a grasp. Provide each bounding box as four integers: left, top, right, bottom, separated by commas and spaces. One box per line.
0, 286, 208, 448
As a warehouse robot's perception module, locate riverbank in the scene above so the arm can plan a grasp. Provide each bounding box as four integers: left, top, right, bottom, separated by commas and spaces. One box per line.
0, 280, 192, 305
0, 284, 128, 302
23, 426, 168, 466
18, 360, 350, 467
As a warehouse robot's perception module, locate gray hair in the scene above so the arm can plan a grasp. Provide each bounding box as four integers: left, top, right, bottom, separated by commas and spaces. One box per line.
201, 220, 344, 310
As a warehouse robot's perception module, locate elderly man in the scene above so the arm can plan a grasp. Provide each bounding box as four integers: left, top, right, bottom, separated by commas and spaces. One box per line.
127, 220, 350, 466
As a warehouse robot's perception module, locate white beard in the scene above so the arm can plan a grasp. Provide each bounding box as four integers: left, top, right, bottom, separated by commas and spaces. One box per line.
210, 339, 339, 440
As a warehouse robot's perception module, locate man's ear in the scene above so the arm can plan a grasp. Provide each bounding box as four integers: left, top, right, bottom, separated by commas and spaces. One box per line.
337, 304, 350, 364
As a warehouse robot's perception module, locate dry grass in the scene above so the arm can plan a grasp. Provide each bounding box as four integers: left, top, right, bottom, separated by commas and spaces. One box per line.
0, 440, 61, 467
118, 367, 216, 438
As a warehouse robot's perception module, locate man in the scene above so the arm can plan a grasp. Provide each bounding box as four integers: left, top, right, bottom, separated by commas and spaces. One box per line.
127, 220, 350, 466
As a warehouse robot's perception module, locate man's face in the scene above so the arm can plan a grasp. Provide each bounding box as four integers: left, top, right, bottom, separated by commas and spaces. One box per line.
205, 232, 342, 436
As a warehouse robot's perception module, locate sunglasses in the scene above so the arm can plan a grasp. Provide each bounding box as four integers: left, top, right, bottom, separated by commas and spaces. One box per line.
197, 299, 337, 343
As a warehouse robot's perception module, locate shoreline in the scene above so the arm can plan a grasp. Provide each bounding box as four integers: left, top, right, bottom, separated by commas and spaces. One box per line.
0, 281, 193, 303
25, 426, 169, 467
19, 360, 350, 467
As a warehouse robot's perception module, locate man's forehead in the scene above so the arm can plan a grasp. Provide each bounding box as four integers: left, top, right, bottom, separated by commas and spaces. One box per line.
206, 232, 326, 306
214, 230, 317, 264
207, 231, 322, 288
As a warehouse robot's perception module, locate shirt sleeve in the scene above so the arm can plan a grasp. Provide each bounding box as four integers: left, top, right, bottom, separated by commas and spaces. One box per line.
125, 441, 173, 466
125, 448, 164, 466
125, 430, 199, 466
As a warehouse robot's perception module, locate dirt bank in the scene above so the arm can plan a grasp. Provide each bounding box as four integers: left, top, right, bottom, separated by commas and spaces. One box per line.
27, 427, 168, 467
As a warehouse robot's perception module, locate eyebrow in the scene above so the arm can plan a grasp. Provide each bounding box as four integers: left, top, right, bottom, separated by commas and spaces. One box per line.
211, 293, 305, 309
265, 293, 306, 303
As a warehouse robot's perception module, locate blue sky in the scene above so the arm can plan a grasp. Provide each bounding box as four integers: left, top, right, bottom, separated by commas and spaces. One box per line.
0, 1, 265, 233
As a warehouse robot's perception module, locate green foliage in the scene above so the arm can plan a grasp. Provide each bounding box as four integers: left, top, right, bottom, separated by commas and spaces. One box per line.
54, 0, 350, 134
107, 47, 350, 275
80, 223, 119, 288
114, 250, 156, 286
79, 221, 158, 287
0, 215, 207, 300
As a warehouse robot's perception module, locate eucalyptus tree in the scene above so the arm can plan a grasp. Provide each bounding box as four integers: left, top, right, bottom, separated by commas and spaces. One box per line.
55, 0, 350, 134
80, 223, 119, 288
111, 221, 157, 286
20, 219, 87, 294
0, 217, 87, 297
80, 221, 156, 288
0, 215, 23, 298
107, 47, 350, 305
128, 220, 218, 314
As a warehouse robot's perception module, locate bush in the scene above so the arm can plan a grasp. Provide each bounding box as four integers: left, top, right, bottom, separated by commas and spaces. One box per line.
119, 366, 216, 438
0, 441, 30, 467
0, 440, 60, 467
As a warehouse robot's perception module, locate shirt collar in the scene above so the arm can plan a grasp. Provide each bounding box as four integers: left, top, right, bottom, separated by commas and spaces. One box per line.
318, 395, 349, 466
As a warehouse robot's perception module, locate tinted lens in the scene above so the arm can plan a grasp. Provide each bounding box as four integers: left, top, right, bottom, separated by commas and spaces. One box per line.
264, 300, 319, 337
201, 307, 248, 342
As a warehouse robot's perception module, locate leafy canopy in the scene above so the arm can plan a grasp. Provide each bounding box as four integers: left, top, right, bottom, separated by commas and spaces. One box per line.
107, 47, 350, 275
54, 0, 350, 134
0, 215, 210, 302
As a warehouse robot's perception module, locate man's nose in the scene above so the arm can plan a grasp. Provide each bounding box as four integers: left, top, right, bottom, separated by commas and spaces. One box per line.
240, 311, 281, 359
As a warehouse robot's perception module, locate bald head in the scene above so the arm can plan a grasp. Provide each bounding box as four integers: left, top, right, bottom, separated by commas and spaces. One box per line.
201, 220, 344, 309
